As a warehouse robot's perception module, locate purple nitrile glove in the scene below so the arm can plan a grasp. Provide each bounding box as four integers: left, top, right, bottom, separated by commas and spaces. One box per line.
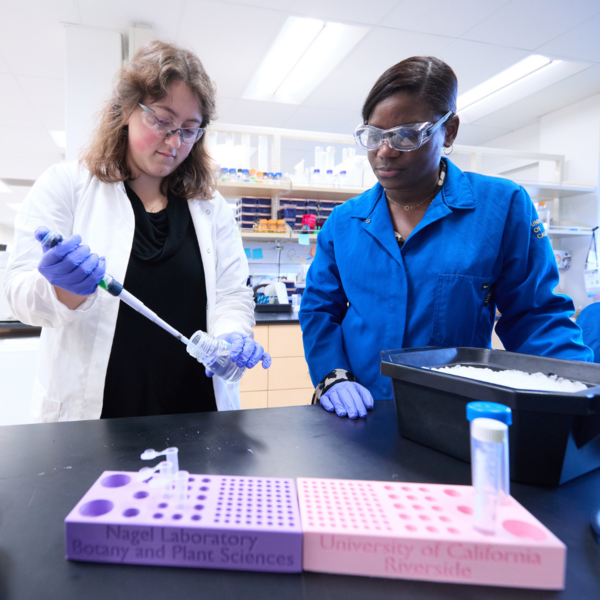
35, 226, 106, 296
205, 332, 272, 378
320, 381, 374, 419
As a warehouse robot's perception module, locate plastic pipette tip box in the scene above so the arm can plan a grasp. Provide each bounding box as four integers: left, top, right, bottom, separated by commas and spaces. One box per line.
65, 472, 302, 572
297, 478, 566, 590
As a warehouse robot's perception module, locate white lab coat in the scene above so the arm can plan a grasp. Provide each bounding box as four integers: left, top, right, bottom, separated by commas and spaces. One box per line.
4, 161, 254, 422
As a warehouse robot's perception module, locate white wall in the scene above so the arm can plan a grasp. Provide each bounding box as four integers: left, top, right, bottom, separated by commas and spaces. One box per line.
0, 224, 14, 247
539, 93, 600, 310
0, 337, 39, 426
65, 26, 123, 161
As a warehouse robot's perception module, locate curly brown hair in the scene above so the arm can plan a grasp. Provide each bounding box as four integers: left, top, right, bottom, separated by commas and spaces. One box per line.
80, 40, 217, 200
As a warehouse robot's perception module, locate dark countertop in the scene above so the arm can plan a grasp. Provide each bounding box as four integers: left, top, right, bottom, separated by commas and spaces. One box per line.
254, 311, 300, 325
0, 320, 41, 331
0, 321, 41, 338
0, 400, 599, 600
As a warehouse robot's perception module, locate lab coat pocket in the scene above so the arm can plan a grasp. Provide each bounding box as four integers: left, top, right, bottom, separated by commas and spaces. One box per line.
431, 274, 492, 347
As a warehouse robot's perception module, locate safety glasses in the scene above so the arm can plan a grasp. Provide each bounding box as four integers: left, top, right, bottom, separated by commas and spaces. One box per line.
138, 103, 205, 145
354, 111, 453, 152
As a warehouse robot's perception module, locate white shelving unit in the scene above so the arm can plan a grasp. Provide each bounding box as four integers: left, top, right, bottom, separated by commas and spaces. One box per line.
211, 123, 597, 245
547, 226, 594, 237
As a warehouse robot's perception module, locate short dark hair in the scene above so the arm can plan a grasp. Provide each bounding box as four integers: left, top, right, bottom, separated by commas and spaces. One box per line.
362, 56, 457, 124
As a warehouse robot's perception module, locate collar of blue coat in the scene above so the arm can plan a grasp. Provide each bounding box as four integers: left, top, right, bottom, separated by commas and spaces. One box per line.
352, 158, 476, 221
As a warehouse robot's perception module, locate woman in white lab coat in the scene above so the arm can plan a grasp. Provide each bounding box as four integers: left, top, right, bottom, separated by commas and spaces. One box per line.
4, 40, 269, 423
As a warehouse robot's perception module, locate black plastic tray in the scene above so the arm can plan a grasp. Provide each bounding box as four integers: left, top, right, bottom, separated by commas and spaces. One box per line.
381, 347, 600, 486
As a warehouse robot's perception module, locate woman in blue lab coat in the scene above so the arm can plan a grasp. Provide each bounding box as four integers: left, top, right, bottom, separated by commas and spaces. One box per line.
577, 303, 600, 363
299, 56, 593, 419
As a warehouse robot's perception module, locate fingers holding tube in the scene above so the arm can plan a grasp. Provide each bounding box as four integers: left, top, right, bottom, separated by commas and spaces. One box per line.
261, 352, 272, 369
226, 333, 246, 361
235, 337, 256, 367
245, 343, 264, 369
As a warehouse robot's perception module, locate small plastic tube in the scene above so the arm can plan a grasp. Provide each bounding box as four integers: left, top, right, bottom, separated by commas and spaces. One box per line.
471, 417, 507, 535
175, 470, 190, 509
141, 447, 179, 474
164, 447, 179, 474
159, 460, 174, 497
466, 402, 512, 505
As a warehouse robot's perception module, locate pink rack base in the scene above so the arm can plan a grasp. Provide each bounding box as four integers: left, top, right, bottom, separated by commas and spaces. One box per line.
65, 472, 302, 573
298, 478, 566, 590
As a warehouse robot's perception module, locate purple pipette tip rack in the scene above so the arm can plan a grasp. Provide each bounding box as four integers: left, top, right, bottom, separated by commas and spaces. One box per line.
65, 471, 302, 572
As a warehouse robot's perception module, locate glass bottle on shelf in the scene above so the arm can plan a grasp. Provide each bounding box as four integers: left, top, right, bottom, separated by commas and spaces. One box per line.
537, 202, 551, 231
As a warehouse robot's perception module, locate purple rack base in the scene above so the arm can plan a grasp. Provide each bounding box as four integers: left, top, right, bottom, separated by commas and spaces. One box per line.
65, 471, 302, 573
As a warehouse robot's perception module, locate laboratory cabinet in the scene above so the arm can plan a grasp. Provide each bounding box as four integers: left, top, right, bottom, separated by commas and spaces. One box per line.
240, 324, 313, 409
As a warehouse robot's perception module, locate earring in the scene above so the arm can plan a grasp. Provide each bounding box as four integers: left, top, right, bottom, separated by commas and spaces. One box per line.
443, 144, 453, 156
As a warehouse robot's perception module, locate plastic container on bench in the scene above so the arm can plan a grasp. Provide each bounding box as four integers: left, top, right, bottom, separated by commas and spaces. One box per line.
380, 347, 600, 486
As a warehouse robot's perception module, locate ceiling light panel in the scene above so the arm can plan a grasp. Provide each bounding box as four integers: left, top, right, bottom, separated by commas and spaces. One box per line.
243, 16, 369, 105
458, 57, 591, 124
458, 55, 552, 112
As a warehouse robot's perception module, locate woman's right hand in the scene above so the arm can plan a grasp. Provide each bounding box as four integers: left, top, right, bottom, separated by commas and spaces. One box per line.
35, 228, 106, 296
320, 381, 374, 419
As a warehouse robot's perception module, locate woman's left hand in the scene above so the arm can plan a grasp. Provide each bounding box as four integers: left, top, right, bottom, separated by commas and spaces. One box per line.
205, 332, 272, 377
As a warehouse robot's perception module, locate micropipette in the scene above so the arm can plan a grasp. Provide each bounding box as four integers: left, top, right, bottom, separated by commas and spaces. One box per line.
39, 231, 190, 346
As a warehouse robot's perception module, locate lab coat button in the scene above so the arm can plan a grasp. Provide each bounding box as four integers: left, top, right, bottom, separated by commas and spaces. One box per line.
366, 219, 371, 223
207, 248, 211, 253
206, 210, 210, 214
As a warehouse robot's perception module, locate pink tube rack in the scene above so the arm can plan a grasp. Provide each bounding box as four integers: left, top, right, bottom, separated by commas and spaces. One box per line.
65, 472, 302, 572
298, 478, 566, 589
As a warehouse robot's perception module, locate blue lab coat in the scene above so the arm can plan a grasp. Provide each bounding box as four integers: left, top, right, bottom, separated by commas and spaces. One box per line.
577, 303, 600, 363
299, 159, 593, 400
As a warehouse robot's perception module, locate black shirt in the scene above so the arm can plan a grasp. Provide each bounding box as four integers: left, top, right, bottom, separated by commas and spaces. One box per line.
101, 185, 217, 418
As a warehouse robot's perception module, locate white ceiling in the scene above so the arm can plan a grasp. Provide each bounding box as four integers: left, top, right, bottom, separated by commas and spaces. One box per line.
0, 0, 600, 228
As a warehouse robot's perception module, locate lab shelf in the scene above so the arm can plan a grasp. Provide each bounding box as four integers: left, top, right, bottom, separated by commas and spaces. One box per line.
240, 224, 293, 242
217, 181, 289, 199
547, 226, 595, 237
290, 231, 319, 243
241, 231, 290, 242
218, 180, 367, 202
516, 180, 597, 200
282, 184, 366, 201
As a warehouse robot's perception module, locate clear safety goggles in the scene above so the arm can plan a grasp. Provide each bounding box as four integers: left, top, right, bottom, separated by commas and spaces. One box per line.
354, 111, 453, 152
139, 103, 205, 145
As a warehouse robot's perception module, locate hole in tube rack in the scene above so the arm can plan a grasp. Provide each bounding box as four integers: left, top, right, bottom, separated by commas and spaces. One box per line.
457, 506, 473, 515
503, 520, 547, 541
123, 508, 139, 518
444, 489, 461, 497
101, 474, 131, 488
133, 491, 149, 499
153, 513, 163, 519
79, 499, 114, 517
